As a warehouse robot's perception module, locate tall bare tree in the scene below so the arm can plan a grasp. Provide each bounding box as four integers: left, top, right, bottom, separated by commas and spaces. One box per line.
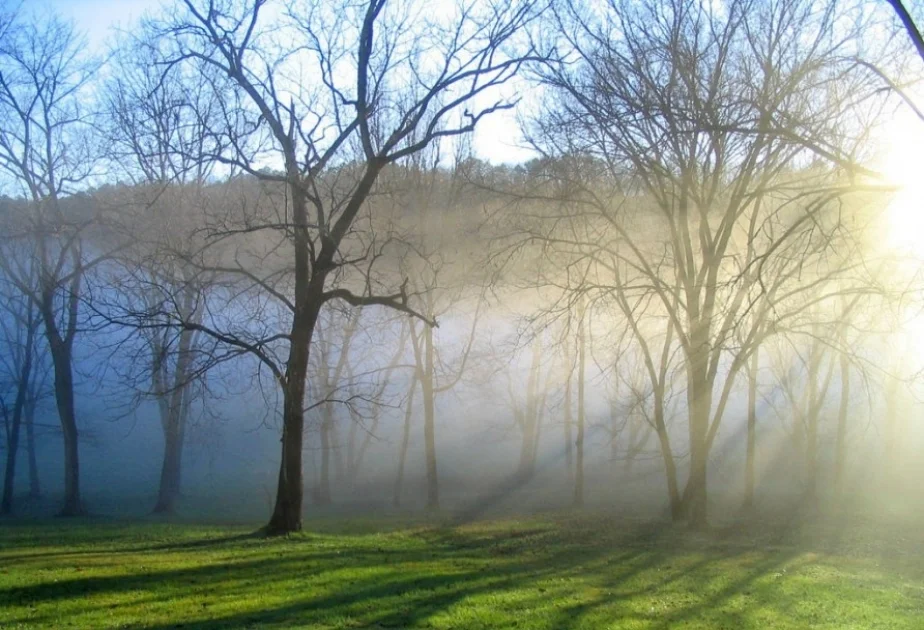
523, 0, 879, 525
148, 0, 546, 533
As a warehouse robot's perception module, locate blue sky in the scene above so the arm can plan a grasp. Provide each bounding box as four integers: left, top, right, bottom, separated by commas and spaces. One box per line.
28, 0, 533, 164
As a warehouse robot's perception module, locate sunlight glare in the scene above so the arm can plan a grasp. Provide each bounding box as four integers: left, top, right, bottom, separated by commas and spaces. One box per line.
881, 109, 924, 252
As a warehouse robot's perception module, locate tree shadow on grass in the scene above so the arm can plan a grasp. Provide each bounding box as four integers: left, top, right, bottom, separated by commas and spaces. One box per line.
2, 515, 914, 630
0, 523, 844, 629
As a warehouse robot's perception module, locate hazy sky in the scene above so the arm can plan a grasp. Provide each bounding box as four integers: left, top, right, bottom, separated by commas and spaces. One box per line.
33, 0, 534, 165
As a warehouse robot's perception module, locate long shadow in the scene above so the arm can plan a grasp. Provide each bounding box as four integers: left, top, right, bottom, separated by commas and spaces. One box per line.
0, 528, 260, 563
4, 514, 917, 630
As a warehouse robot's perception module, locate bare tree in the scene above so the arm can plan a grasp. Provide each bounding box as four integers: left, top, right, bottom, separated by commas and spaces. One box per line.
146, 0, 545, 533
99, 37, 227, 514
521, 0, 879, 525
0, 13, 101, 515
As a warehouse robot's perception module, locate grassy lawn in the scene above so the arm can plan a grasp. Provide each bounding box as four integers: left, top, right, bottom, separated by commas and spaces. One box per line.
1, 513, 923, 629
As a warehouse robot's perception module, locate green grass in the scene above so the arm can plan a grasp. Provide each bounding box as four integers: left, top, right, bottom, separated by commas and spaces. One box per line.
2, 513, 924, 629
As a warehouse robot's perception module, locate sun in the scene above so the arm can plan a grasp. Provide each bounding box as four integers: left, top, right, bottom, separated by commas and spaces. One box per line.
880, 109, 924, 252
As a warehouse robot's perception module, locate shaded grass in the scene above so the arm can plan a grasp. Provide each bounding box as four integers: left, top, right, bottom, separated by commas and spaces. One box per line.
1, 513, 923, 629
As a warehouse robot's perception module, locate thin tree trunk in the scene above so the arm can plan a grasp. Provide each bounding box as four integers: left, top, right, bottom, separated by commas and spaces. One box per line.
393, 377, 417, 508
25, 397, 40, 499
573, 316, 586, 508
564, 368, 573, 481
317, 406, 333, 505
346, 410, 359, 490
516, 345, 542, 481
805, 356, 819, 500
1, 413, 22, 516
563, 337, 574, 481
152, 321, 195, 514
804, 339, 835, 502
743, 348, 758, 511
422, 325, 439, 511
623, 415, 638, 476
1, 323, 34, 515
655, 423, 683, 521
517, 422, 536, 479
834, 352, 850, 497
330, 420, 344, 486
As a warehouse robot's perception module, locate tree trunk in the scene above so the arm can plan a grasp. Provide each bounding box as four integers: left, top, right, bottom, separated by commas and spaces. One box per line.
49, 342, 81, 517
743, 348, 758, 511
1, 323, 33, 515
393, 377, 417, 507
834, 352, 850, 497
152, 419, 183, 514
330, 419, 344, 487
516, 344, 542, 481
152, 323, 194, 514
656, 426, 683, 521
267, 386, 307, 534
573, 316, 586, 508
265, 277, 322, 535
422, 325, 439, 511
685, 325, 712, 528
25, 398, 40, 499
317, 405, 333, 505
564, 368, 573, 481
805, 412, 818, 499
623, 414, 638, 476
1, 415, 22, 516
346, 411, 359, 491
516, 421, 536, 480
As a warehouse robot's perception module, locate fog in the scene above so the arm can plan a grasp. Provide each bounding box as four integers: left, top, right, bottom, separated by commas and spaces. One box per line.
2, 0, 924, 539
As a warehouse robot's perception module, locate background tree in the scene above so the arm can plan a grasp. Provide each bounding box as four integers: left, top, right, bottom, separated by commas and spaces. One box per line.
522, 0, 880, 525
0, 242, 43, 515
0, 12, 102, 515
99, 36, 226, 514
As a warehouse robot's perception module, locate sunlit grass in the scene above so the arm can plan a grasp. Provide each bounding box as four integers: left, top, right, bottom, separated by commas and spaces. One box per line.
1, 514, 923, 628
